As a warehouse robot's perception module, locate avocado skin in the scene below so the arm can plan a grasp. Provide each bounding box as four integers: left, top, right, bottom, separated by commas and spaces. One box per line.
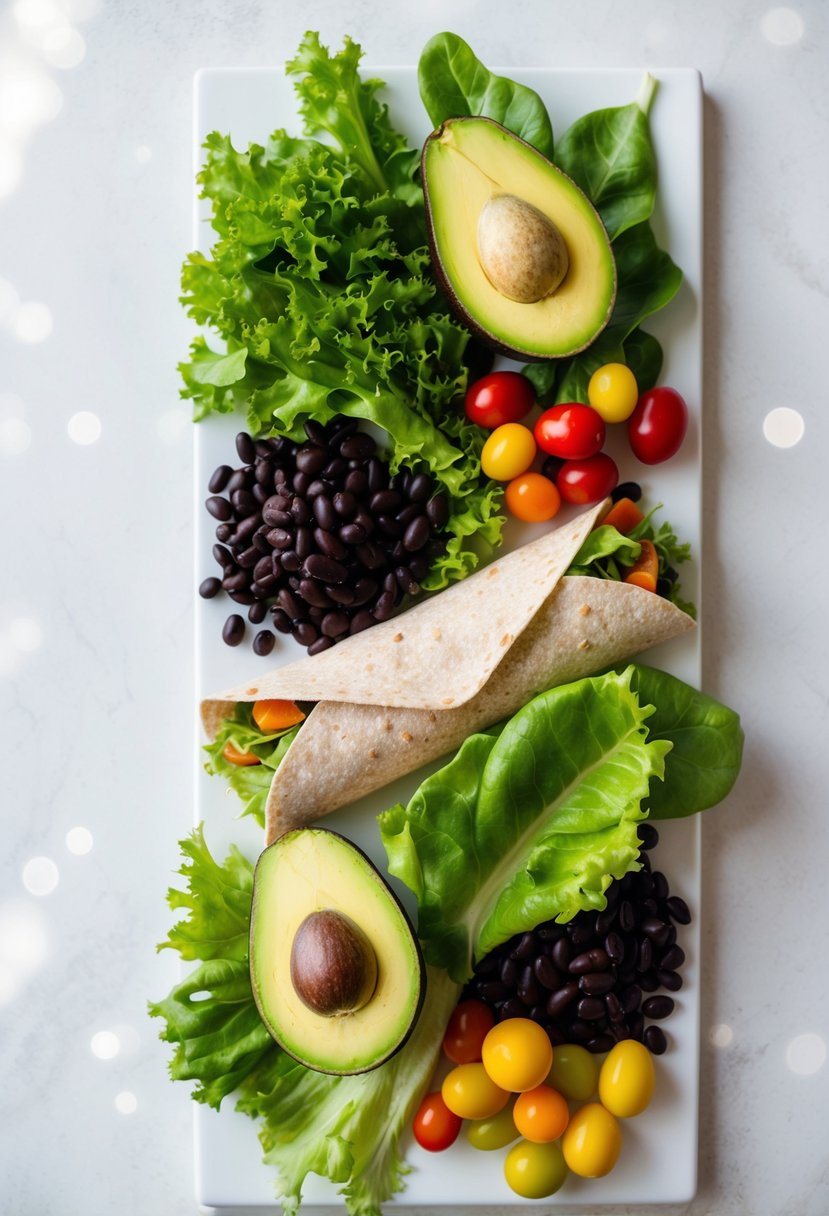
249, 828, 426, 1076
421, 117, 617, 362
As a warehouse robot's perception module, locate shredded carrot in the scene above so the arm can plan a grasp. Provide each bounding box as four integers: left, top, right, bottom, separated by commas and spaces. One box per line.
600, 497, 645, 535
623, 538, 659, 593
252, 699, 306, 733
222, 741, 261, 767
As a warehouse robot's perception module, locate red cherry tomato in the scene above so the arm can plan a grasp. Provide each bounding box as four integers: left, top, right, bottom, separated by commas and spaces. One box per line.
443, 1000, 495, 1064
556, 453, 619, 505
627, 387, 689, 464
465, 372, 535, 429
534, 404, 605, 460
412, 1092, 463, 1152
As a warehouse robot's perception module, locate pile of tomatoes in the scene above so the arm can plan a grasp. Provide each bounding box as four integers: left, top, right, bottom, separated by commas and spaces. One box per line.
466, 366, 688, 523
413, 1000, 656, 1198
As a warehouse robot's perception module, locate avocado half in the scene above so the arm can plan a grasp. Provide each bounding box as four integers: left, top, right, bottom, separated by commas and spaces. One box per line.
250, 829, 425, 1076
422, 117, 617, 361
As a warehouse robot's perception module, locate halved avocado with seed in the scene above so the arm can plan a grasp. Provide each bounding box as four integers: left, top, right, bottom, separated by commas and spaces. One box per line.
250, 829, 425, 1075
422, 116, 616, 360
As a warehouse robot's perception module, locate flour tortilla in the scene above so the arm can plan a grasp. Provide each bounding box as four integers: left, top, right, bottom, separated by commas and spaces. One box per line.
200, 502, 695, 843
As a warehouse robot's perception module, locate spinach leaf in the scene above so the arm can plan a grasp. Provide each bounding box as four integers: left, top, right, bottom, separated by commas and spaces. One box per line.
624, 326, 663, 392
418, 32, 554, 158
521, 361, 558, 404
628, 666, 744, 819
609, 221, 683, 336
555, 75, 658, 240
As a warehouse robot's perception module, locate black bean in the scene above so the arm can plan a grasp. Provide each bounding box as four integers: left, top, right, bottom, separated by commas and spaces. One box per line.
638, 970, 659, 992
314, 528, 348, 561
276, 589, 301, 619
248, 600, 268, 624
298, 579, 333, 609
215, 523, 232, 542
587, 1034, 616, 1054
237, 546, 260, 569
577, 997, 606, 1022
383, 571, 398, 594
622, 984, 642, 1014
666, 896, 691, 924
545, 983, 579, 1019
644, 1025, 667, 1054
510, 932, 538, 960
478, 981, 508, 1004
541, 455, 564, 483
568, 1019, 594, 1044
323, 457, 347, 481
642, 994, 674, 1020
569, 949, 610, 975
596, 907, 617, 936
605, 992, 624, 1023
325, 584, 355, 606
302, 419, 326, 445
266, 528, 293, 551
638, 823, 660, 850
222, 614, 245, 646
407, 472, 432, 503
303, 554, 347, 584
313, 495, 336, 531
637, 939, 653, 972
254, 439, 272, 459
280, 551, 301, 573
500, 997, 527, 1021
291, 526, 311, 560
344, 469, 368, 496
628, 1010, 645, 1041
208, 465, 233, 493
321, 611, 350, 639
230, 489, 258, 517
253, 574, 279, 596
331, 490, 357, 518
651, 871, 669, 900
199, 577, 221, 599
272, 608, 292, 634
376, 514, 402, 538
396, 504, 421, 528
339, 522, 367, 546
604, 932, 625, 964
206, 495, 231, 521
262, 497, 291, 526
533, 956, 560, 990
252, 531, 271, 554
500, 958, 519, 987
641, 917, 671, 947
307, 635, 335, 655
408, 554, 430, 581
568, 921, 595, 948
372, 589, 396, 621
580, 971, 615, 996
659, 945, 685, 972
395, 567, 419, 596
292, 621, 318, 647
273, 467, 288, 488
425, 493, 448, 528
222, 571, 248, 593
231, 514, 262, 547
340, 433, 375, 462
235, 432, 255, 464
656, 969, 683, 992
538, 922, 566, 942
349, 609, 375, 634
518, 968, 541, 1007
551, 937, 571, 973
352, 577, 378, 606
229, 468, 251, 495
295, 444, 327, 475
612, 480, 642, 503
403, 515, 430, 552
211, 543, 232, 569
619, 900, 635, 932
369, 489, 402, 514
252, 629, 275, 656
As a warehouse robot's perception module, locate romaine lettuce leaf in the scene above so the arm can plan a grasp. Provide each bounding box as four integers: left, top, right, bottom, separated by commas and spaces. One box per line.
203, 704, 300, 829
380, 668, 671, 981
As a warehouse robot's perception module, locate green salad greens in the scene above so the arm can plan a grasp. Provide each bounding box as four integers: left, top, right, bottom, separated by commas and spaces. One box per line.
203, 703, 300, 825
152, 667, 742, 1214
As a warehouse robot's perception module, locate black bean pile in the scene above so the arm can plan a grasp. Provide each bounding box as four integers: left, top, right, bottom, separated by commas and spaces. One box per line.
199, 420, 449, 655
465, 826, 690, 1055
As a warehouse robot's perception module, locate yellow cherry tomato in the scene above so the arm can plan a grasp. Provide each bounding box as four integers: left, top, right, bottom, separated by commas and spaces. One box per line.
441, 1063, 510, 1121
504, 472, 561, 522
466, 1102, 519, 1151
547, 1043, 599, 1102
480, 423, 536, 481
587, 362, 639, 423
561, 1103, 622, 1178
513, 1084, 569, 1143
504, 1139, 568, 1199
598, 1039, 655, 1118
481, 1018, 553, 1093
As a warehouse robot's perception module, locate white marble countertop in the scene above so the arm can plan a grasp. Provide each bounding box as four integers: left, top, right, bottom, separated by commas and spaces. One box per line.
1, 1, 827, 1214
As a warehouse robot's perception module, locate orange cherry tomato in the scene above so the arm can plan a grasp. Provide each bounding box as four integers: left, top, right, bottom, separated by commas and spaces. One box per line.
252, 699, 305, 733
222, 741, 261, 767
412, 1091, 463, 1152
443, 1000, 495, 1064
504, 473, 561, 523
513, 1085, 570, 1143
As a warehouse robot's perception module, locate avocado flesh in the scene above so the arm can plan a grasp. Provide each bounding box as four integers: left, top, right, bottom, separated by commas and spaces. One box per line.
423, 117, 616, 360
250, 829, 425, 1075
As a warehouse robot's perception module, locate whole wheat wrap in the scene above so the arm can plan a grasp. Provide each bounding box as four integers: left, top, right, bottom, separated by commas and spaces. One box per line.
201, 502, 694, 843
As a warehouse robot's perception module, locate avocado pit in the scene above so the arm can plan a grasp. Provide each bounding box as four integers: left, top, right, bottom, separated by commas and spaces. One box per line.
290, 908, 378, 1017
477, 194, 569, 304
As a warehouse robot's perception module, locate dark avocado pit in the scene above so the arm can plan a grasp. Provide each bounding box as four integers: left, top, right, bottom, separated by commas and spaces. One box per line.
250, 828, 425, 1075
422, 116, 616, 361
290, 909, 378, 1017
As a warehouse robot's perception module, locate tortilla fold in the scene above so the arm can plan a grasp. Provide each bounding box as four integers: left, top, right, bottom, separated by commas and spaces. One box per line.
201, 502, 695, 843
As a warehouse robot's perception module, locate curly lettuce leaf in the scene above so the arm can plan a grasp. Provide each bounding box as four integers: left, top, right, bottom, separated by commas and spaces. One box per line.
380, 669, 671, 981
204, 704, 300, 829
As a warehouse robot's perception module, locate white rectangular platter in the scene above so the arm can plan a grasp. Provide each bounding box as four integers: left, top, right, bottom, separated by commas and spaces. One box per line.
192, 62, 703, 1209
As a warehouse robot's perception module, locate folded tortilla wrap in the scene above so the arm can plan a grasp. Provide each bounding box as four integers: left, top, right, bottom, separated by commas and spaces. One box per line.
201, 501, 695, 843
